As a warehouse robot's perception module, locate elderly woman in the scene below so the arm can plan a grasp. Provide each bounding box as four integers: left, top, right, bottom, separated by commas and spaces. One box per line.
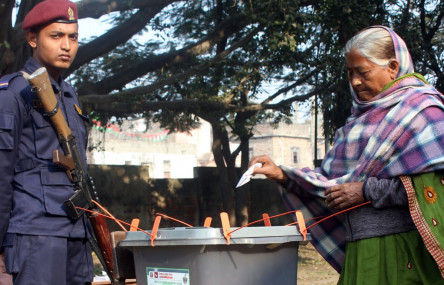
250, 26, 444, 284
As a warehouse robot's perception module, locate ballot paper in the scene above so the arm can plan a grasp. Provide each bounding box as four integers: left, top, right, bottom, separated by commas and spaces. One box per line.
236, 163, 263, 188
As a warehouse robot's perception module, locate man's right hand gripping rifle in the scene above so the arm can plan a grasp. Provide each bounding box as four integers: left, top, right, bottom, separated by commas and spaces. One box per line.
25, 67, 114, 280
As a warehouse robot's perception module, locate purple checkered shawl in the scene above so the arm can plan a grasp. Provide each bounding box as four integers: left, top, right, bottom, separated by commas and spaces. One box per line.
280, 26, 444, 273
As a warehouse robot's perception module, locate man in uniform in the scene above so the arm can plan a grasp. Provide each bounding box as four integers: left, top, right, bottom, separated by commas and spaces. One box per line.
0, 0, 94, 284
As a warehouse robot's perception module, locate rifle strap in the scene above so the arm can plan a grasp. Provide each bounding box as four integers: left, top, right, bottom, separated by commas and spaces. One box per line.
42, 101, 59, 118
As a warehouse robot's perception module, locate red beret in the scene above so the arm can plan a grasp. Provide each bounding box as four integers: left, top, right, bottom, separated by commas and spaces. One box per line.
22, 0, 78, 31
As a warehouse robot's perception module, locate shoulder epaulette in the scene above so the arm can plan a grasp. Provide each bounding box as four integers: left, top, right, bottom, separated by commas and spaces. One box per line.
0, 73, 23, 90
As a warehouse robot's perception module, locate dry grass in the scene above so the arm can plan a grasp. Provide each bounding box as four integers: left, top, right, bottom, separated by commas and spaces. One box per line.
298, 242, 340, 285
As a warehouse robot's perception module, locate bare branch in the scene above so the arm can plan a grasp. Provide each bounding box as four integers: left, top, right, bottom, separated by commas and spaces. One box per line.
68, 5, 167, 74
260, 69, 319, 105
78, 14, 255, 95
81, 25, 262, 104
80, 85, 321, 116
75, 0, 182, 19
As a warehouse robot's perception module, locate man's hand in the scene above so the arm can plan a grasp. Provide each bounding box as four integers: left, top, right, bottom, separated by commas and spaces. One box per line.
324, 182, 365, 210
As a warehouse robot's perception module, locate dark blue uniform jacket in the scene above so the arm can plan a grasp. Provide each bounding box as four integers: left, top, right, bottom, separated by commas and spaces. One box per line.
0, 58, 90, 248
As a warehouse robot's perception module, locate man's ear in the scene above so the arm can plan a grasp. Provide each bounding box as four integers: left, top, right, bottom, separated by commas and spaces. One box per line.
388, 59, 400, 80
26, 31, 37, 49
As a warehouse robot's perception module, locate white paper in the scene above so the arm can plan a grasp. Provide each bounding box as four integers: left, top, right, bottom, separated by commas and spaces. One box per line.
236, 163, 262, 188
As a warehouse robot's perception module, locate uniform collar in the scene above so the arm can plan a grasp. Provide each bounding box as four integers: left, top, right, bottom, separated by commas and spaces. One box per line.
23, 57, 74, 97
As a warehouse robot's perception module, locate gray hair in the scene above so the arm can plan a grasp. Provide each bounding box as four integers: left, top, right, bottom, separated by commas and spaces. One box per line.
344, 28, 395, 67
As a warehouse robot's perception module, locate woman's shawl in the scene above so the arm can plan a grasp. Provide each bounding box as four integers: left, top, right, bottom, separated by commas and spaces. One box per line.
280, 26, 444, 273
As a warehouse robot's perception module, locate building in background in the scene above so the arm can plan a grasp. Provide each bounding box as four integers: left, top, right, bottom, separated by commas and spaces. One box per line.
87, 109, 327, 178
249, 118, 326, 170
87, 118, 213, 178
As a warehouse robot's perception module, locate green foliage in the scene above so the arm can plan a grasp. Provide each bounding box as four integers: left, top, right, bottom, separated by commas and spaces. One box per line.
66, 0, 443, 144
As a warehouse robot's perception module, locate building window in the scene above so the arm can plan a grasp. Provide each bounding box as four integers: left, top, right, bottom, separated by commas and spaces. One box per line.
163, 160, 171, 178
293, 151, 298, 164
291, 147, 300, 164
249, 147, 254, 160
141, 162, 152, 179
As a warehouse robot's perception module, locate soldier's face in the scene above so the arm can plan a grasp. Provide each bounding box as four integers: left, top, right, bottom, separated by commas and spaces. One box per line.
27, 22, 79, 77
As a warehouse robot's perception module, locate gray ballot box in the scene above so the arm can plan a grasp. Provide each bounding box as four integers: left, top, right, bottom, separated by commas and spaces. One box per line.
119, 226, 309, 285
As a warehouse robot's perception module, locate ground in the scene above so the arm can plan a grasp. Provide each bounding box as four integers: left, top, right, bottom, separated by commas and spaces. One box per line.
297, 242, 340, 285
93, 242, 339, 285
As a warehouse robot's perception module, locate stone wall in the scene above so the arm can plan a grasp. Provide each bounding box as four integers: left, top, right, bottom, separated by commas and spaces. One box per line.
88, 165, 293, 232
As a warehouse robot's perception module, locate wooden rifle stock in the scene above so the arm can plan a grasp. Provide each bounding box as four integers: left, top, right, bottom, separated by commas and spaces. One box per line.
89, 215, 114, 278
26, 67, 115, 281
26, 68, 71, 139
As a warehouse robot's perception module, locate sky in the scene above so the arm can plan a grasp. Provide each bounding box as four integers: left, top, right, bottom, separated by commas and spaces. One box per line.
78, 17, 110, 41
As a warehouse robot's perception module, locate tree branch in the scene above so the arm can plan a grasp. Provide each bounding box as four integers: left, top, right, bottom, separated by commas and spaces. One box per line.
80, 86, 321, 116
75, 0, 182, 19
0, 0, 15, 74
79, 15, 258, 95
260, 69, 319, 105
68, 5, 170, 74
82, 28, 262, 104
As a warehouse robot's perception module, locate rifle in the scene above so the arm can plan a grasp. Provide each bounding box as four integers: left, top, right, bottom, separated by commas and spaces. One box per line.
26, 67, 114, 281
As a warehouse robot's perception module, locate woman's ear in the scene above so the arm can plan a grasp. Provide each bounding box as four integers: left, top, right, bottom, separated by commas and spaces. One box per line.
26, 31, 37, 49
388, 59, 399, 80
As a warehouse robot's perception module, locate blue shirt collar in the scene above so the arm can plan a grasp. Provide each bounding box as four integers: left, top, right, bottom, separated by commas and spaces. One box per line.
23, 57, 74, 97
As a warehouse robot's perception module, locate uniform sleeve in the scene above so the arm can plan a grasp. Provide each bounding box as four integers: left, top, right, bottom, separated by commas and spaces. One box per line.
0, 89, 21, 248
363, 177, 408, 208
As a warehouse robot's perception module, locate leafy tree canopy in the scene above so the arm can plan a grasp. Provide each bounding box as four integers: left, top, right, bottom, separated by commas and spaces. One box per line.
1, 0, 442, 224
1, 0, 442, 140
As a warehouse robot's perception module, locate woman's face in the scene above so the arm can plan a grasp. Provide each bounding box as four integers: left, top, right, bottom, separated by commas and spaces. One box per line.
346, 49, 398, 101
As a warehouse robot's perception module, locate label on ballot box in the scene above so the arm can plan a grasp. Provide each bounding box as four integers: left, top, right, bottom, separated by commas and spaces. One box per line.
147, 267, 190, 285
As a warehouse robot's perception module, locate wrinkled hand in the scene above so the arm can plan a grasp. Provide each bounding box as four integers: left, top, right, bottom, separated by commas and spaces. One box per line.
324, 182, 365, 211
249, 155, 288, 185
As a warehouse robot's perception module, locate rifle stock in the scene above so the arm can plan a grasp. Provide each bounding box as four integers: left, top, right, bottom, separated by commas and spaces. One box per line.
27, 68, 71, 139
26, 67, 115, 281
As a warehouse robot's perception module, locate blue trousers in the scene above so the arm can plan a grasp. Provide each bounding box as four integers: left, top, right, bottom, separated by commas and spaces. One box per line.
3, 234, 93, 285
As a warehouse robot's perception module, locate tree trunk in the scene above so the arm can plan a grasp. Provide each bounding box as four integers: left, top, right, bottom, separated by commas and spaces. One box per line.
211, 124, 236, 225
235, 136, 250, 226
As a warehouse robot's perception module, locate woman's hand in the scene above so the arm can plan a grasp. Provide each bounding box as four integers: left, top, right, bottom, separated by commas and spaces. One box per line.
249, 155, 289, 185
324, 182, 365, 210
